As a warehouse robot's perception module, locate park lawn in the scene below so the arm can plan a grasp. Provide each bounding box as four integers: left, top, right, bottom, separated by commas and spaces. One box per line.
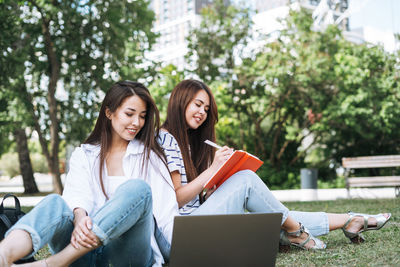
26, 198, 400, 266
278, 198, 400, 267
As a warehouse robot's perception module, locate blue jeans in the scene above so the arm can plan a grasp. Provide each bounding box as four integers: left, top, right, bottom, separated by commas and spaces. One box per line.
192, 170, 329, 237
6, 179, 154, 267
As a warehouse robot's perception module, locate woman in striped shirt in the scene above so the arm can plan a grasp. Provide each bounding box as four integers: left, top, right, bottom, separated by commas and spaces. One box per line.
158, 79, 390, 250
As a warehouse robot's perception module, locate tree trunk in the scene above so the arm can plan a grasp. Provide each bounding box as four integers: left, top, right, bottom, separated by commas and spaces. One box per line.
31, 9, 63, 194
49, 154, 63, 194
13, 128, 39, 194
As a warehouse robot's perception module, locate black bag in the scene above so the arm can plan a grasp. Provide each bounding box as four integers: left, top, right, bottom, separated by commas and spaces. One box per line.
0, 193, 35, 263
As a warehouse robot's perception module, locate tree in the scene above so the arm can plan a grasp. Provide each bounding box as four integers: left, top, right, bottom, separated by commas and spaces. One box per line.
148, 64, 185, 121
215, 8, 400, 187
0, 1, 39, 193
14, 129, 39, 193
316, 41, 400, 171
185, 0, 254, 156
210, 9, 343, 187
185, 0, 252, 84
0, 0, 157, 194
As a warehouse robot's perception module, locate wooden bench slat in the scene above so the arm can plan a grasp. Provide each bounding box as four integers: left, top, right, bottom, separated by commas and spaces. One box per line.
343, 161, 400, 168
347, 176, 400, 187
343, 155, 400, 161
343, 162, 400, 168
348, 183, 400, 187
341, 155, 400, 195
348, 176, 400, 182
342, 155, 400, 168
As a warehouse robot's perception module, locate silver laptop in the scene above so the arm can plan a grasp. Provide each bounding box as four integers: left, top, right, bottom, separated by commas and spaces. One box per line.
168, 213, 282, 267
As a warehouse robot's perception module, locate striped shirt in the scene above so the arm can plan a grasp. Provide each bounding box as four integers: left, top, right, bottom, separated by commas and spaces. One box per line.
158, 130, 200, 215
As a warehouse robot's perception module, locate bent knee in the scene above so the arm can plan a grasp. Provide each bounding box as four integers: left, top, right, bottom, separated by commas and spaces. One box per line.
122, 179, 151, 194
43, 193, 64, 204
232, 170, 260, 182
237, 169, 257, 178
117, 179, 152, 203
229, 169, 267, 188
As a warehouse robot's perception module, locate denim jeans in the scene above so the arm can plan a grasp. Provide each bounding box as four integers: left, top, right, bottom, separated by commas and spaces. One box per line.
192, 170, 329, 237
6, 179, 154, 267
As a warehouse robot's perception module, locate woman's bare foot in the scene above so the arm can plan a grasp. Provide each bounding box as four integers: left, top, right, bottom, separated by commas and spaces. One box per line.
286, 224, 326, 249
287, 230, 316, 249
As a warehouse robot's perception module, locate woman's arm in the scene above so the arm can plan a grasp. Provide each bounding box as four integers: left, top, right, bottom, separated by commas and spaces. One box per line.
172, 146, 233, 208
62, 147, 95, 215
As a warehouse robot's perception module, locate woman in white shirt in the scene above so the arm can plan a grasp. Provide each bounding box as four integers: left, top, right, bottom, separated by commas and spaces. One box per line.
0, 81, 178, 267
158, 79, 390, 250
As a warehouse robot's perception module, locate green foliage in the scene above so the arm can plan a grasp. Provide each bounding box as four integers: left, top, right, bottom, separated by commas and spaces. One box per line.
214, 8, 344, 187
0, 149, 49, 177
0, 0, 157, 141
185, 0, 252, 83
0, 0, 157, 185
148, 64, 185, 121
317, 175, 346, 189
30, 153, 50, 174
189, 6, 400, 188
319, 42, 400, 166
0, 153, 19, 177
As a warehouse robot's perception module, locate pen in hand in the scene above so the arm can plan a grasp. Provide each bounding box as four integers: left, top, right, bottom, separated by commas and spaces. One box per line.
205, 140, 234, 163
204, 140, 222, 149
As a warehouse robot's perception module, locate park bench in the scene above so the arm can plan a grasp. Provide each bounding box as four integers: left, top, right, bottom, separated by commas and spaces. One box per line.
342, 155, 400, 198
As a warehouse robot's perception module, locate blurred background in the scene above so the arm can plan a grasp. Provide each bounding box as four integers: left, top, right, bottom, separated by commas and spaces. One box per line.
0, 0, 399, 194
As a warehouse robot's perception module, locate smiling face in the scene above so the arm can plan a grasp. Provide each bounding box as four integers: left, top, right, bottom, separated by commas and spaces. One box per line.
107, 95, 146, 144
185, 89, 210, 130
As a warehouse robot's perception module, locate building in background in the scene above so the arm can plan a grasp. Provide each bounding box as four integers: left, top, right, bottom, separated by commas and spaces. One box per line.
147, 0, 228, 68
147, 0, 397, 70
252, 0, 349, 40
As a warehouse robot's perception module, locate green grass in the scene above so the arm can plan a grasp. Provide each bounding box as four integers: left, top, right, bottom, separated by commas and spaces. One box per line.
26, 198, 400, 266
277, 198, 400, 267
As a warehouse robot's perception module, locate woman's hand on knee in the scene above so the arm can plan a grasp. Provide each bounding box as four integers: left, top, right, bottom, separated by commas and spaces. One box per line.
71, 216, 99, 249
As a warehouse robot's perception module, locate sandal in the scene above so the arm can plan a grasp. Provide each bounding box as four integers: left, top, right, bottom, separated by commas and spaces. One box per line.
342, 212, 391, 244
280, 223, 326, 250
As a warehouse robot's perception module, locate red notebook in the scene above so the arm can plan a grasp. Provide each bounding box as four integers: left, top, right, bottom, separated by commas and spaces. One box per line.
203, 150, 264, 190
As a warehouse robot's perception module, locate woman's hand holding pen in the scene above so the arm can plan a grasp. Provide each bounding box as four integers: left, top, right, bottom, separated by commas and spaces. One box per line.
71, 208, 99, 249
210, 146, 233, 171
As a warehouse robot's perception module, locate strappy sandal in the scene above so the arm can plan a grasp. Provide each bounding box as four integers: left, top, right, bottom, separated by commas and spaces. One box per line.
342, 211, 391, 244
280, 223, 326, 250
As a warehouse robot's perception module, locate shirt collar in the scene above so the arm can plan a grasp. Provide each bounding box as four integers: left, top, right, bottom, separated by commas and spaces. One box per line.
80, 139, 145, 157
126, 138, 145, 156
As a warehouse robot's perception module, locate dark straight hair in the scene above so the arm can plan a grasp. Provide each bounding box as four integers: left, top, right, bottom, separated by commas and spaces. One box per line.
162, 79, 218, 182
85, 81, 165, 198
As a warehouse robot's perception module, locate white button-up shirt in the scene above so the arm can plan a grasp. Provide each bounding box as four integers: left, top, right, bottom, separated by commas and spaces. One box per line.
62, 139, 179, 266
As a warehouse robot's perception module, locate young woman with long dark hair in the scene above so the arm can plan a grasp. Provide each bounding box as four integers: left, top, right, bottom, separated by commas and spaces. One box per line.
0, 81, 178, 267
158, 79, 390, 250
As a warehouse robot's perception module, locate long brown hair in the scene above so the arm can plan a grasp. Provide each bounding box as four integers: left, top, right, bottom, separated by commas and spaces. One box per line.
162, 79, 218, 182
85, 81, 165, 198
